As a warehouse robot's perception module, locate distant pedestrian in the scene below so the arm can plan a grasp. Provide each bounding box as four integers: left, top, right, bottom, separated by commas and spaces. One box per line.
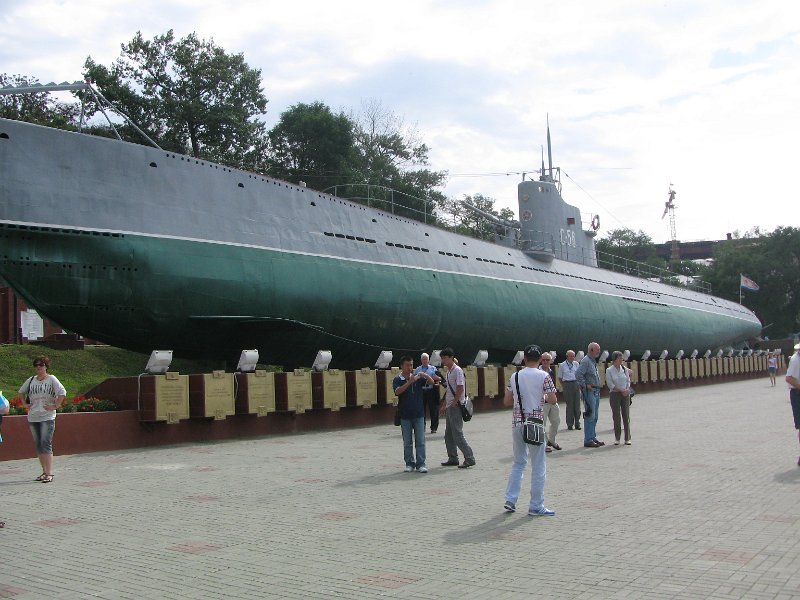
14, 356, 66, 483
606, 351, 632, 445
558, 350, 581, 430
503, 344, 558, 516
786, 343, 800, 467
393, 355, 431, 473
576, 342, 604, 448
0, 391, 6, 528
539, 353, 561, 452
439, 348, 476, 469
415, 353, 442, 433
768, 352, 778, 387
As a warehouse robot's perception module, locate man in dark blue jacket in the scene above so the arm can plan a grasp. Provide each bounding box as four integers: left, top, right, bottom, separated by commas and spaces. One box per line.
393, 355, 433, 472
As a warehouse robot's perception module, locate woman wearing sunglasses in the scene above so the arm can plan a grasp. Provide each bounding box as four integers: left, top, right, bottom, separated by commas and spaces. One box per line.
15, 356, 66, 483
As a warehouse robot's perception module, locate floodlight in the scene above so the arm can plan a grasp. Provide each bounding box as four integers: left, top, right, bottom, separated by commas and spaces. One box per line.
236, 349, 259, 373
746, 349, 753, 356
512, 351, 524, 366
623, 350, 630, 361
659, 350, 669, 360
576, 351, 585, 361
374, 350, 393, 369
703, 350, 712, 359
549, 350, 557, 361
675, 350, 684, 360
312, 350, 332, 372
690, 349, 699, 359
715, 349, 723, 358
472, 350, 489, 367
725, 348, 733, 357
735, 349, 743, 357
641, 350, 651, 361
145, 350, 173, 375
430, 350, 442, 367
599, 350, 609, 363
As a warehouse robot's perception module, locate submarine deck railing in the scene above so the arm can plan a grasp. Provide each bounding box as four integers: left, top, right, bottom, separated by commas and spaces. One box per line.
324, 184, 712, 295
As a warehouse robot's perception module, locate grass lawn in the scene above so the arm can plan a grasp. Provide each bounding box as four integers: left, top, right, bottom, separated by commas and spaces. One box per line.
0, 345, 224, 398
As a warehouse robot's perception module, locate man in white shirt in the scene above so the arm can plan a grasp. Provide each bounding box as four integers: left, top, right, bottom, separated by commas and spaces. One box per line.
503, 344, 558, 516
439, 348, 475, 468
786, 343, 800, 467
558, 350, 581, 430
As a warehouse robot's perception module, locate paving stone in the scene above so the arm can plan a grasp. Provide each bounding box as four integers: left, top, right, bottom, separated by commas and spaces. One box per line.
0, 377, 798, 598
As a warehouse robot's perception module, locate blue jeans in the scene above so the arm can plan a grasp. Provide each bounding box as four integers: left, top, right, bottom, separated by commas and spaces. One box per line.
504, 424, 547, 511
583, 387, 600, 443
400, 417, 426, 468
29, 419, 56, 454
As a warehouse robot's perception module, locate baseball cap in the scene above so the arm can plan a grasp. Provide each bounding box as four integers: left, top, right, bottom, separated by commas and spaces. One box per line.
524, 345, 542, 360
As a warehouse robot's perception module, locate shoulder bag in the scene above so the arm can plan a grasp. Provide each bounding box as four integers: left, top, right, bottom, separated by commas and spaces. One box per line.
447, 376, 473, 422
515, 372, 545, 445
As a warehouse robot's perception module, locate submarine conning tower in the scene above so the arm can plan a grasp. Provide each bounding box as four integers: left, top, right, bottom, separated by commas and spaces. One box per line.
517, 125, 598, 266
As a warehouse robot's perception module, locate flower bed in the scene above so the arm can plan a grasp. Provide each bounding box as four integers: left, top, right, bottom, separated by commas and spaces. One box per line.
6, 395, 117, 415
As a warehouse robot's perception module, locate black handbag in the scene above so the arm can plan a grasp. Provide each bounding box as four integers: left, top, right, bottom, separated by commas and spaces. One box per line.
515, 372, 545, 445
447, 378, 473, 422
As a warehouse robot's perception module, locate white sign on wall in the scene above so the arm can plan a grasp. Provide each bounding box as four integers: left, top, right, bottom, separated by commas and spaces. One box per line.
21, 309, 44, 340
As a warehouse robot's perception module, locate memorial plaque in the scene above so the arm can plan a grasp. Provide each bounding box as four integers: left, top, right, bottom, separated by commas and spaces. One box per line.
722, 357, 730, 375
552, 364, 563, 391
682, 358, 691, 379
385, 367, 400, 406
153, 372, 190, 422
650, 361, 659, 382
247, 370, 275, 416
355, 368, 377, 407
639, 361, 649, 383
322, 369, 346, 411
464, 366, 478, 399
709, 358, 717, 376
483, 366, 499, 397
598, 363, 607, 387
675, 359, 683, 380
629, 361, 639, 384
667, 360, 675, 380
656, 360, 666, 381
287, 370, 312, 413
202, 371, 235, 420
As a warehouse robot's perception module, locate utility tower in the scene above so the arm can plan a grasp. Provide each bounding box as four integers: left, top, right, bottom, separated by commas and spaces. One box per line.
661, 185, 679, 264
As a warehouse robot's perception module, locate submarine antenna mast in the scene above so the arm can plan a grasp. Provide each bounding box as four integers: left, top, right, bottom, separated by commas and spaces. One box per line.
661, 185, 679, 264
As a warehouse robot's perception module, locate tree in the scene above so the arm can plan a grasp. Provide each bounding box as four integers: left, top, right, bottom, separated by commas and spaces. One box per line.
83, 30, 268, 167
348, 100, 447, 221
0, 74, 80, 128
595, 228, 666, 273
701, 227, 800, 339
267, 102, 356, 192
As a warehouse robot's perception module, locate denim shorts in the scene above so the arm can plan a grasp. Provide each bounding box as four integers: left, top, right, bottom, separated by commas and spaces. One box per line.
29, 419, 56, 454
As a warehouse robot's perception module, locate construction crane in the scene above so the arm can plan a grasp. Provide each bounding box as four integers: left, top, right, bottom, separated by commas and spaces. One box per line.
661, 185, 679, 264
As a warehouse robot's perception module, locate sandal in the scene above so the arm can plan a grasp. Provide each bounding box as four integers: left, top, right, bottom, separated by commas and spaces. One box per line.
35, 473, 47, 482
41, 474, 54, 483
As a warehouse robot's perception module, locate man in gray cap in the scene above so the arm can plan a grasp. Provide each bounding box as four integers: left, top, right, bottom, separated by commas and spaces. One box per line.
503, 344, 558, 516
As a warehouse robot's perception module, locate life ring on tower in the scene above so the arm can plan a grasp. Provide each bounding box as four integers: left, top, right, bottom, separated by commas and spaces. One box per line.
591, 215, 600, 231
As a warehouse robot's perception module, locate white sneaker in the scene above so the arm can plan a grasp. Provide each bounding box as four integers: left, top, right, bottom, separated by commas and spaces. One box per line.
417, 465, 428, 473
404, 465, 414, 472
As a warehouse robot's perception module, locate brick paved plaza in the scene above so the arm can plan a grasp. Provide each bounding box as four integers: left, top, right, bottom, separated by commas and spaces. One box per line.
1, 376, 798, 599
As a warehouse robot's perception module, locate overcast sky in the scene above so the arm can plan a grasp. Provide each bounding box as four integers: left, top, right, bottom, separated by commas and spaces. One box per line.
2, 0, 798, 243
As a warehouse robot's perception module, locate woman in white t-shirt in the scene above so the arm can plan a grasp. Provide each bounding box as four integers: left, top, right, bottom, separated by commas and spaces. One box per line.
15, 356, 66, 483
